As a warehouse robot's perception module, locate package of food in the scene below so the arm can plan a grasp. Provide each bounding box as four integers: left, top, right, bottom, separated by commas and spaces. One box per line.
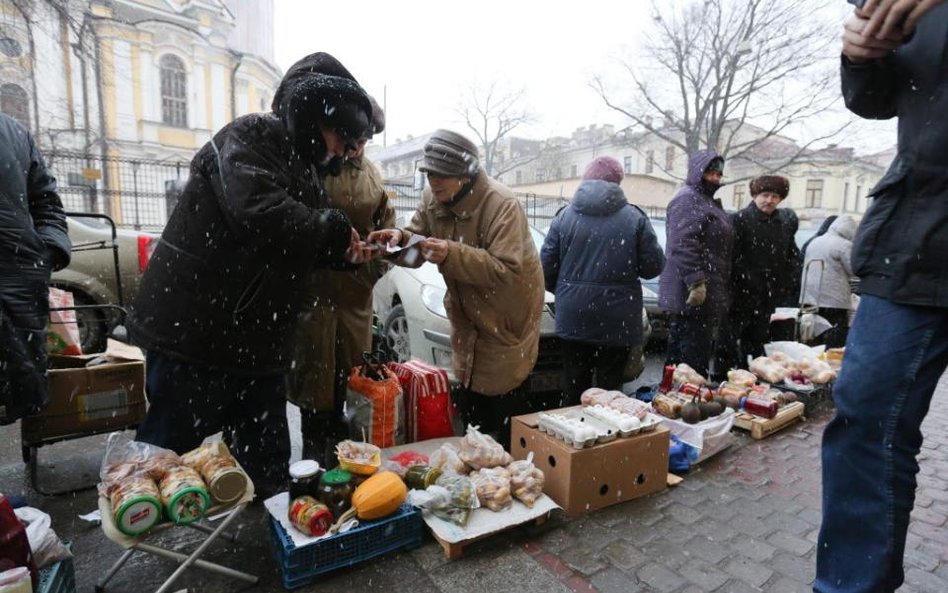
98, 433, 182, 498
458, 425, 513, 470
749, 356, 788, 384
159, 465, 209, 525
335, 440, 382, 475
652, 392, 689, 419
726, 369, 757, 387
507, 453, 544, 507
108, 474, 162, 536
673, 363, 706, 386
579, 388, 620, 407
425, 473, 478, 525
429, 443, 470, 475
181, 441, 248, 504
604, 395, 649, 420
469, 467, 512, 512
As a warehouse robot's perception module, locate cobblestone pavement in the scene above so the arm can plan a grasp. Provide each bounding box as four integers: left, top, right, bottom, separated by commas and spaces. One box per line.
2, 373, 946, 593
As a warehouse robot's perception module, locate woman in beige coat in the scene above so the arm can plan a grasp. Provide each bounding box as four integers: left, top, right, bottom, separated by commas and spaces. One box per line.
369, 129, 544, 447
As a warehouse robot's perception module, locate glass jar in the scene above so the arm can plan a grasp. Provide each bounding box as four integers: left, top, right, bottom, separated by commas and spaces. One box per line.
403, 465, 443, 491
288, 460, 322, 500
318, 469, 354, 518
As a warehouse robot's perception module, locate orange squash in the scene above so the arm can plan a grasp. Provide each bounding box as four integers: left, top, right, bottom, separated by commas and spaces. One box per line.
330, 471, 407, 533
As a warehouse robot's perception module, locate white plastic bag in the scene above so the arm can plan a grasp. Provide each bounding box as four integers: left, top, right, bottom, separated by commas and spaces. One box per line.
13, 507, 72, 569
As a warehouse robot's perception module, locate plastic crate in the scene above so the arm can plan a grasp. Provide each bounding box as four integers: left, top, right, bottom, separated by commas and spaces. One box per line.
37, 543, 76, 593
269, 503, 424, 589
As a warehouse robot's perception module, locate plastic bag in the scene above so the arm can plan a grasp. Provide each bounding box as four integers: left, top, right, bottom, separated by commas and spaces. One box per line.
458, 425, 512, 470
469, 467, 512, 512
429, 442, 470, 475
345, 359, 405, 448
98, 432, 183, 496
46, 286, 82, 355
13, 507, 72, 569
507, 452, 544, 507
411, 473, 479, 526
387, 360, 454, 442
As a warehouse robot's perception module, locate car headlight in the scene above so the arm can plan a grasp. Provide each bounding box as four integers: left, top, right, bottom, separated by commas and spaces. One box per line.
420, 284, 448, 318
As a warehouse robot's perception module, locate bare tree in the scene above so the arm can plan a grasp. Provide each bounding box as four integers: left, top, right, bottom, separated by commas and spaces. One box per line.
592, 0, 848, 178
456, 80, 538, 177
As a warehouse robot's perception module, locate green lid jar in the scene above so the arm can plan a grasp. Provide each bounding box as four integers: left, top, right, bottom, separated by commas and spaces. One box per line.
318, 469, 353, 519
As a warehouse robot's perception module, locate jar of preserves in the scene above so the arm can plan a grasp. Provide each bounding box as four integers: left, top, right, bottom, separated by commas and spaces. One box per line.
740, 396, 779, 419
403, 465, 443, 490
287, 496, 333, 537
318, 469, 354, 518
288, 460, 322, 500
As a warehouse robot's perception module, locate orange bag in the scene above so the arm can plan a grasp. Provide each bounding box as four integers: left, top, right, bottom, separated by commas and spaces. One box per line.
345, 356, 404, 448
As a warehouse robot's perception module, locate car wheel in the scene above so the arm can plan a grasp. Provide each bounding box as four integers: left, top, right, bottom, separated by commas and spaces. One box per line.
383, 304, 412, 363
72, 291, 108, 354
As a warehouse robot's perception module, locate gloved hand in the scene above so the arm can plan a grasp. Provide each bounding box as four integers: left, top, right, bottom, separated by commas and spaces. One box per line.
685, 282, 707, 307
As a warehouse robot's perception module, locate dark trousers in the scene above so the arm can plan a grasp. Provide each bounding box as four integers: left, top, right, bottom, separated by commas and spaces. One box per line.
560, 339, 632, 406
136, 349, 290, 495
713, 307, 771, 380
815, 307, 849, 348
454, 381, 532, 450
664, 313, 720, 379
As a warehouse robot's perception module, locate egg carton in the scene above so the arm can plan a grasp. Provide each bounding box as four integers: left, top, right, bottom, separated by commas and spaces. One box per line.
537, 411, 616, 449
638, 413, 662, 433
581, 405, 645, 438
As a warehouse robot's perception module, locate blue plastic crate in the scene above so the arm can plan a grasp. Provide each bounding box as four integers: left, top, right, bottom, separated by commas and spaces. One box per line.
269, 503, 424, 589
37, 542, 76, 593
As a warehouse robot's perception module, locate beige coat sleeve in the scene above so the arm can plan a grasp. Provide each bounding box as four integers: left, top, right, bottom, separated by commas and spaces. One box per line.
439, 199, 528, 288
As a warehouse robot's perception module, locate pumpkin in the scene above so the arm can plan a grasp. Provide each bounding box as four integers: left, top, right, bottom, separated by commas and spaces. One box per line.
330, 471, 407, 533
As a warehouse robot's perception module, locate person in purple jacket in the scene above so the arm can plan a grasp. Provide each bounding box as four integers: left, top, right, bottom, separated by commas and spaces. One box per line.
658, 149, 734, 378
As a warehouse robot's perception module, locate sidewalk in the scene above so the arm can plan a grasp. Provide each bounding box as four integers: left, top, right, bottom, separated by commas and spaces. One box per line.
2, 373, 947, 593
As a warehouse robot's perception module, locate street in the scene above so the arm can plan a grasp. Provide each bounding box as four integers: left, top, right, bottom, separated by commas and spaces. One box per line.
2, 354, 948, 593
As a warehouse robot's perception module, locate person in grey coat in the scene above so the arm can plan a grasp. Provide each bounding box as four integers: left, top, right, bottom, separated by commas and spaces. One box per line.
801, 215, 856, 348
0, 113, 71, 425
658, 149, 734, 378
541, 157, 664, 405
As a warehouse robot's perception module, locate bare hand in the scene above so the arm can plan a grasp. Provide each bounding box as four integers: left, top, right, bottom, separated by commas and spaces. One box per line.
366, 228, 403, 248
422, 238, 449, 264
344, 228, 369, 265
861, 0, 945, 38
842, 13, 904, 62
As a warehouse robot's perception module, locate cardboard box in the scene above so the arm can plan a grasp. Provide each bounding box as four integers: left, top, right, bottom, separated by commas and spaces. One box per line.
22, 340, 147, 444
511, 408, 670, 516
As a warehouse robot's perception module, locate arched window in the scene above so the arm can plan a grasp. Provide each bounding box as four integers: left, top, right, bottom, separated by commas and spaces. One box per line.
0, 83, 30, 130
0, 37, 23, 57
160, 54, 187, 127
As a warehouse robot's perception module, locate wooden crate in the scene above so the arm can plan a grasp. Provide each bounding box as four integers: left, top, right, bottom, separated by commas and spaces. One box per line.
733, 401, 805, 440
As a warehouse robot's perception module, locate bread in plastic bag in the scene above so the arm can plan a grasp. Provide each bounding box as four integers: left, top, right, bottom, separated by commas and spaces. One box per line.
98, 432, 183, 497
458, 424, 513, 470
429, 442, 470, 475
469, 466, 512, 512
673, 363, 706, 386
409, 473, 479, 526
507, 453, 545, 507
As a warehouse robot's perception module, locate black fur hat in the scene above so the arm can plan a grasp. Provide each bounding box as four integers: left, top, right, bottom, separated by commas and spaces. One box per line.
749, 175, 790, 199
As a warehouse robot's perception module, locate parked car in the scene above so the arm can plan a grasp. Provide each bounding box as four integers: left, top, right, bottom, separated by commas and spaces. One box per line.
372, 226, 650, 402
51, 214, 158, 353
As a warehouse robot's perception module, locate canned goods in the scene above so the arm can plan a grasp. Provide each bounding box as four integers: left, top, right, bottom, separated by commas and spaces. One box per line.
288, 495, 333, 537
658, 364, 676, 394
288, 460, 322, 500
403, 465, 443, 490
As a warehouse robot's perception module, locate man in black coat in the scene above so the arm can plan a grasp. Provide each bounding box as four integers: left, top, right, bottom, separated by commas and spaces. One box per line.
0, 113, 71, 425
129, 52, 372, 494
713, 175, 798, 379
816, 3, 948, 592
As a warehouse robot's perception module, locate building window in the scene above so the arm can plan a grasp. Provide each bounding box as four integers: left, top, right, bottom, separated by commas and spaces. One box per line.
645, 150, 655, 174
665, 146, 675, 171
843, 182, 850, 212
805, 179, 824, 208
733, 184, 746, 209
570, 164, 577, 178
0, 38, 23, 57
535, 169, 546, 183
160, 55, 188, 128
623, 156, 633, 174
554, 168, 562, 180
856, 185, 863, 213
516, 170, 523, 184
0, 83, 30, 130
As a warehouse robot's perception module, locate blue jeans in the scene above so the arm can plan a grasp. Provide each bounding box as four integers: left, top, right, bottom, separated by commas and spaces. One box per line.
136, 350, 290, 495
815, 295, 948, 593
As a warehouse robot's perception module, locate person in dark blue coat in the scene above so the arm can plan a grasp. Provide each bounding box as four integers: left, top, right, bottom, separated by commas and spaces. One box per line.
541, 157, 664, 405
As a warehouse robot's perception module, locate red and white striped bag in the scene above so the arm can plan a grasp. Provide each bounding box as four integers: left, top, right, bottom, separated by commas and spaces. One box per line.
387, 360, 455, 442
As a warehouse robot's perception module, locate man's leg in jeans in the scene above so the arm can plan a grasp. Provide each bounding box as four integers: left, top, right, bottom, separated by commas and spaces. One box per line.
136, 350, 227, 454
815, 295, 948, 593
224, 373, 290, 497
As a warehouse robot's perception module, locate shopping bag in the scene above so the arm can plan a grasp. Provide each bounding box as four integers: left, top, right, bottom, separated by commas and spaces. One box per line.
345, 354, 405, 448
47, 286, 82, 355
387, 360, 454, 442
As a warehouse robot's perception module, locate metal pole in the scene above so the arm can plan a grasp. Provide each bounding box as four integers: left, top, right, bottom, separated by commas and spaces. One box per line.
132, 161, 141, 230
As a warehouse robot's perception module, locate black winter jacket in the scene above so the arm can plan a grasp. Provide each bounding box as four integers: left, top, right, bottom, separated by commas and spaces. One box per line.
840, 5, 948, 307
0, 114, 71, 424
729, 203, 799, 314
127, 56, 361, 373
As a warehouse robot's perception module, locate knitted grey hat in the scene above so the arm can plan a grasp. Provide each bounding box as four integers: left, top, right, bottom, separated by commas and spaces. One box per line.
418, 129, 480, 177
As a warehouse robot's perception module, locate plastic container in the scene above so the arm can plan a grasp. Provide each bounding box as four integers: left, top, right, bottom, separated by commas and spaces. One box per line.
317, 470, 353, 519
158, 466, 209, 525
658, 364, 676, 394
0, 494, 37, 592
269, 503, 423, 589
35, 542, 73, 593
0, 567, 32, 593
403, 466, 443, 490
741, 396, 779, 419
288, 460, 322, 500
